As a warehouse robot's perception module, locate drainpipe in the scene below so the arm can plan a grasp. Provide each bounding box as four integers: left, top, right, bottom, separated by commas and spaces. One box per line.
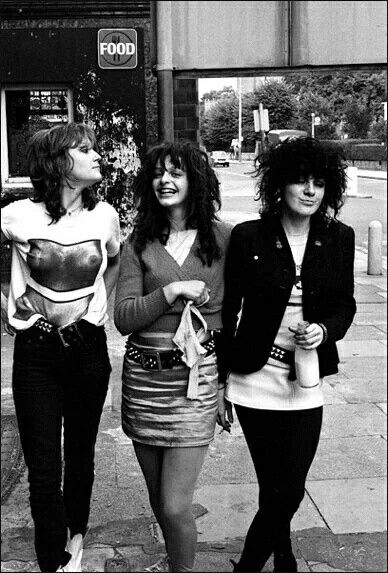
154, 1, 174, 141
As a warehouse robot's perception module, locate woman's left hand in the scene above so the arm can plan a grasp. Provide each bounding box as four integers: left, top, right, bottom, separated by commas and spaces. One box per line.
216, 386, 233, 433
289, 322, 324, 349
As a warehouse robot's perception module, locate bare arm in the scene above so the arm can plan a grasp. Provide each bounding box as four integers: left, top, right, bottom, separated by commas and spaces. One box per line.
103, 252, 120, 301
0, 230, 15, 335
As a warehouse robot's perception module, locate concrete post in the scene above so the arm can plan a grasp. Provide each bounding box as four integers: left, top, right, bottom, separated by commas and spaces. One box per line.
367, 220, 383, 275
345, 166, 358, 196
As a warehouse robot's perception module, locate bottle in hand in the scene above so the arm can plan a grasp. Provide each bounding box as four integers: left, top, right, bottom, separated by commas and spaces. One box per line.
294, 321, 320, 388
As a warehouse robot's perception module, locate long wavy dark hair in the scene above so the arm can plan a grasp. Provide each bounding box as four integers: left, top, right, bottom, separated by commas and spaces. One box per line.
28, 122, 99, 223
132, 141, 222, 266
254, 137, 347, 220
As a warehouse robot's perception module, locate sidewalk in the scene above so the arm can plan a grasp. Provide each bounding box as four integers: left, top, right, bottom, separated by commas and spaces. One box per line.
1, 243, 387, 572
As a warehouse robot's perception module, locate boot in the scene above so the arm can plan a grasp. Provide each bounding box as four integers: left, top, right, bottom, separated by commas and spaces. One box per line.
230, 558, 263, 572
273, 549, 297, 572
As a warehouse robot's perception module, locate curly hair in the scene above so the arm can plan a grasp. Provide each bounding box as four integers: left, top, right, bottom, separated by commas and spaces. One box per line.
254, 137, 347, 219
132, 141, 222, 266
27, 122, 99, 223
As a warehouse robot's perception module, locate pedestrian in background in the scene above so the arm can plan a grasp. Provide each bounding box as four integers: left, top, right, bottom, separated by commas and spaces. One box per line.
219, 137, 356, 572
0, 123, 120, 572
114, 141, 232, 572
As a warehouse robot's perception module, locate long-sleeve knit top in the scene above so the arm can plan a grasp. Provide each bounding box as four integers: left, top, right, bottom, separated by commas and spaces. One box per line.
114, 221, 232, 335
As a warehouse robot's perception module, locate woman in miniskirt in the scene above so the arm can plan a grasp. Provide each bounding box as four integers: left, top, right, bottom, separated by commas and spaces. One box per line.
114, 141, 233, 572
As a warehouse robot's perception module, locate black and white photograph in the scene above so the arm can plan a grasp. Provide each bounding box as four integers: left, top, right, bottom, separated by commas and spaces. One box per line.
1, 1, 386, 572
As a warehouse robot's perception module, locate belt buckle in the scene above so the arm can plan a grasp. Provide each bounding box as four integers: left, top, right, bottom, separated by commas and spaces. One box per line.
140, 350, 163, 371
57, 323, 84, 349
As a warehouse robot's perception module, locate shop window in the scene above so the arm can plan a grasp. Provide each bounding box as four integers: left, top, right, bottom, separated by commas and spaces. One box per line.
1, 87, 73, 186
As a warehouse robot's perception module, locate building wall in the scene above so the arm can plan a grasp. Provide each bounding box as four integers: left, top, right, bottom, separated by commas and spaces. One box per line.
173, 78, 199, 143
0, 5, 158, 201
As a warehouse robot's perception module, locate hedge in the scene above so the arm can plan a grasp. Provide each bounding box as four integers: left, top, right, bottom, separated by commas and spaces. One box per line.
319, 139, 387, 162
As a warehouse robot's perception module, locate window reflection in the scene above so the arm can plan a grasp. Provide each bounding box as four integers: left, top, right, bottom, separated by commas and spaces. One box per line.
6, 89, 70, 177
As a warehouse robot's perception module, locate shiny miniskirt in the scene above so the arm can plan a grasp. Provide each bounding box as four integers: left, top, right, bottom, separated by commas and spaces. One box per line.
121, 349, 219, 447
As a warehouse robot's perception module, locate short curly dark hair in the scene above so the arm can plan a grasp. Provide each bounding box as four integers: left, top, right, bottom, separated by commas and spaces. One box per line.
131, 141, 222, 266
28, 122, 99, 223
254, 137, 348, 219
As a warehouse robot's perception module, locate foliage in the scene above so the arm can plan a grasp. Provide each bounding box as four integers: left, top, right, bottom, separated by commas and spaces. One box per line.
200, 93, 238, 150
75, 70, 141, 242
369, 117, 387, 144
343, 101, 373, 139
200, 72, 387, 148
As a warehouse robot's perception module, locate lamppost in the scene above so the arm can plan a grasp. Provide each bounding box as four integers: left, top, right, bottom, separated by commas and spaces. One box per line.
311, 112, 315, 138
238, 77, 242, 162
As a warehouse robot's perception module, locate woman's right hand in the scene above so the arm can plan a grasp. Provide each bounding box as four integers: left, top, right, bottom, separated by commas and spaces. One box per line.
1, 291, 15, 336
163, 280, 209, 306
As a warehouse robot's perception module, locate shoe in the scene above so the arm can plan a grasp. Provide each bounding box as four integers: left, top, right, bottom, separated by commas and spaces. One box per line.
230, 559, 259, 572
65, 533, 84, 572
144, 555, 171, 572
273, 550, 297, 572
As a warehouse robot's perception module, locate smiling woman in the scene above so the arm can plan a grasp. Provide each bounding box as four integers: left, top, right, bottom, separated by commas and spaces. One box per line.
220, 137, 357, 572
114, 140, 233, 573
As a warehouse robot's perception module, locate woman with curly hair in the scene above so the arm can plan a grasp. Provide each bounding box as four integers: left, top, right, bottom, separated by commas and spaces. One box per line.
219, 137, 356, 572
1, 123, 120, 572
114, 141, 232, 572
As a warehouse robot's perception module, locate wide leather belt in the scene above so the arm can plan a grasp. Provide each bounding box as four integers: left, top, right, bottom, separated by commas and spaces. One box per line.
32, 317, 95, 348
269, 344, 294, 365
125, 337, 216, 371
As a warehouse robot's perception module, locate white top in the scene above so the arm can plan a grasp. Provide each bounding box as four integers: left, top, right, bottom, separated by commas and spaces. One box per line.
1, 199, 120, 329
225, 231, 324, 410
165, 229, 197, 267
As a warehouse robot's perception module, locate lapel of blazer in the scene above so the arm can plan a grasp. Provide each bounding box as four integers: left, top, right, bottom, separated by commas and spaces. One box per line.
302, 215, 330, 272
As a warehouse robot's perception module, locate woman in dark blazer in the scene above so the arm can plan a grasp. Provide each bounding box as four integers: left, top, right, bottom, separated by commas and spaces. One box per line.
220, 137, 356, 572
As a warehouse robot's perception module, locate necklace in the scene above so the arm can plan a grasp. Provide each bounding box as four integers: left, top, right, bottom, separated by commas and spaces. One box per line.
66, 203, 83, 217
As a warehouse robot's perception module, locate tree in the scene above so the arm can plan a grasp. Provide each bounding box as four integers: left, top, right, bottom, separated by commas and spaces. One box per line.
343, 101, 373, 139
295, 92, 337, 139
200, 93, 238, 150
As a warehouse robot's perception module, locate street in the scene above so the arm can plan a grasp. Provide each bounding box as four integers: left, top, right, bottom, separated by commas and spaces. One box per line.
216, 163, 387, 259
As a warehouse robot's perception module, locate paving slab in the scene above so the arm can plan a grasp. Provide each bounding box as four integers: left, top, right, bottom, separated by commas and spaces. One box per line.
193, 484, 327, 543
337, 339, 387, 358
295, 530, 387, 572
338, 356, 387, 378
306, 477, 387, 534
308, 436, 387, 480
322, 381, 347, 405
329, 377, 387, 404
376, 403, 387, 414
320, 403, 387, 439
344, 324, 387, 341
353, 313, 387, 326
198, 434, 257, 487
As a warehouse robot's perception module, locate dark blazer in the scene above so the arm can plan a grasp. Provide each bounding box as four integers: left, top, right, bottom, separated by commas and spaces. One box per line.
219, 214, 356, 381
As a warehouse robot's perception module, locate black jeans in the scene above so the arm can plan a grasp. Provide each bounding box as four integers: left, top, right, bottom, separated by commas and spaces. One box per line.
235, 405, 323, 570
12, 322, 111, 572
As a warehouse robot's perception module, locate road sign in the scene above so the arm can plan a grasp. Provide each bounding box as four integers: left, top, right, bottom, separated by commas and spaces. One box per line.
253, 108, 269, 132
98, 29, 137, 69
314, 116, 321, 125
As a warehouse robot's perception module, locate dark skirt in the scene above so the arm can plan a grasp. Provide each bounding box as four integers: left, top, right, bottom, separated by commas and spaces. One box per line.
121, 351, 218, 447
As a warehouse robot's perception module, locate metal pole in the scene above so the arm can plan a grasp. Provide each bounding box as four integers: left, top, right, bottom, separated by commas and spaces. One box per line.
311, 113, 315, 138
238, 77, 242, 162
368, 220, 383, 275
259, 103, 266, 152
155, 1, 174, 141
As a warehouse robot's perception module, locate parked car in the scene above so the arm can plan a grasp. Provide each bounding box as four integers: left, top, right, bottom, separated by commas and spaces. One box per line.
267, 129, 308, 146
210, 150, 229, 167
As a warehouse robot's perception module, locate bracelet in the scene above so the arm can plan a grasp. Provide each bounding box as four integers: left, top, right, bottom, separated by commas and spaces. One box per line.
317, 323, 328, 344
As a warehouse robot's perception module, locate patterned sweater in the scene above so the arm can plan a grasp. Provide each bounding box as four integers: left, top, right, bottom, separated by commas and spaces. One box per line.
114, 221, 232, 335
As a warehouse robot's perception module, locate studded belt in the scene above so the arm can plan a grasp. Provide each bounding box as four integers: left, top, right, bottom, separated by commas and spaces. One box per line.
269, 344, 294, 365
32, 317, 95, 348
125, 337, 216, 371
